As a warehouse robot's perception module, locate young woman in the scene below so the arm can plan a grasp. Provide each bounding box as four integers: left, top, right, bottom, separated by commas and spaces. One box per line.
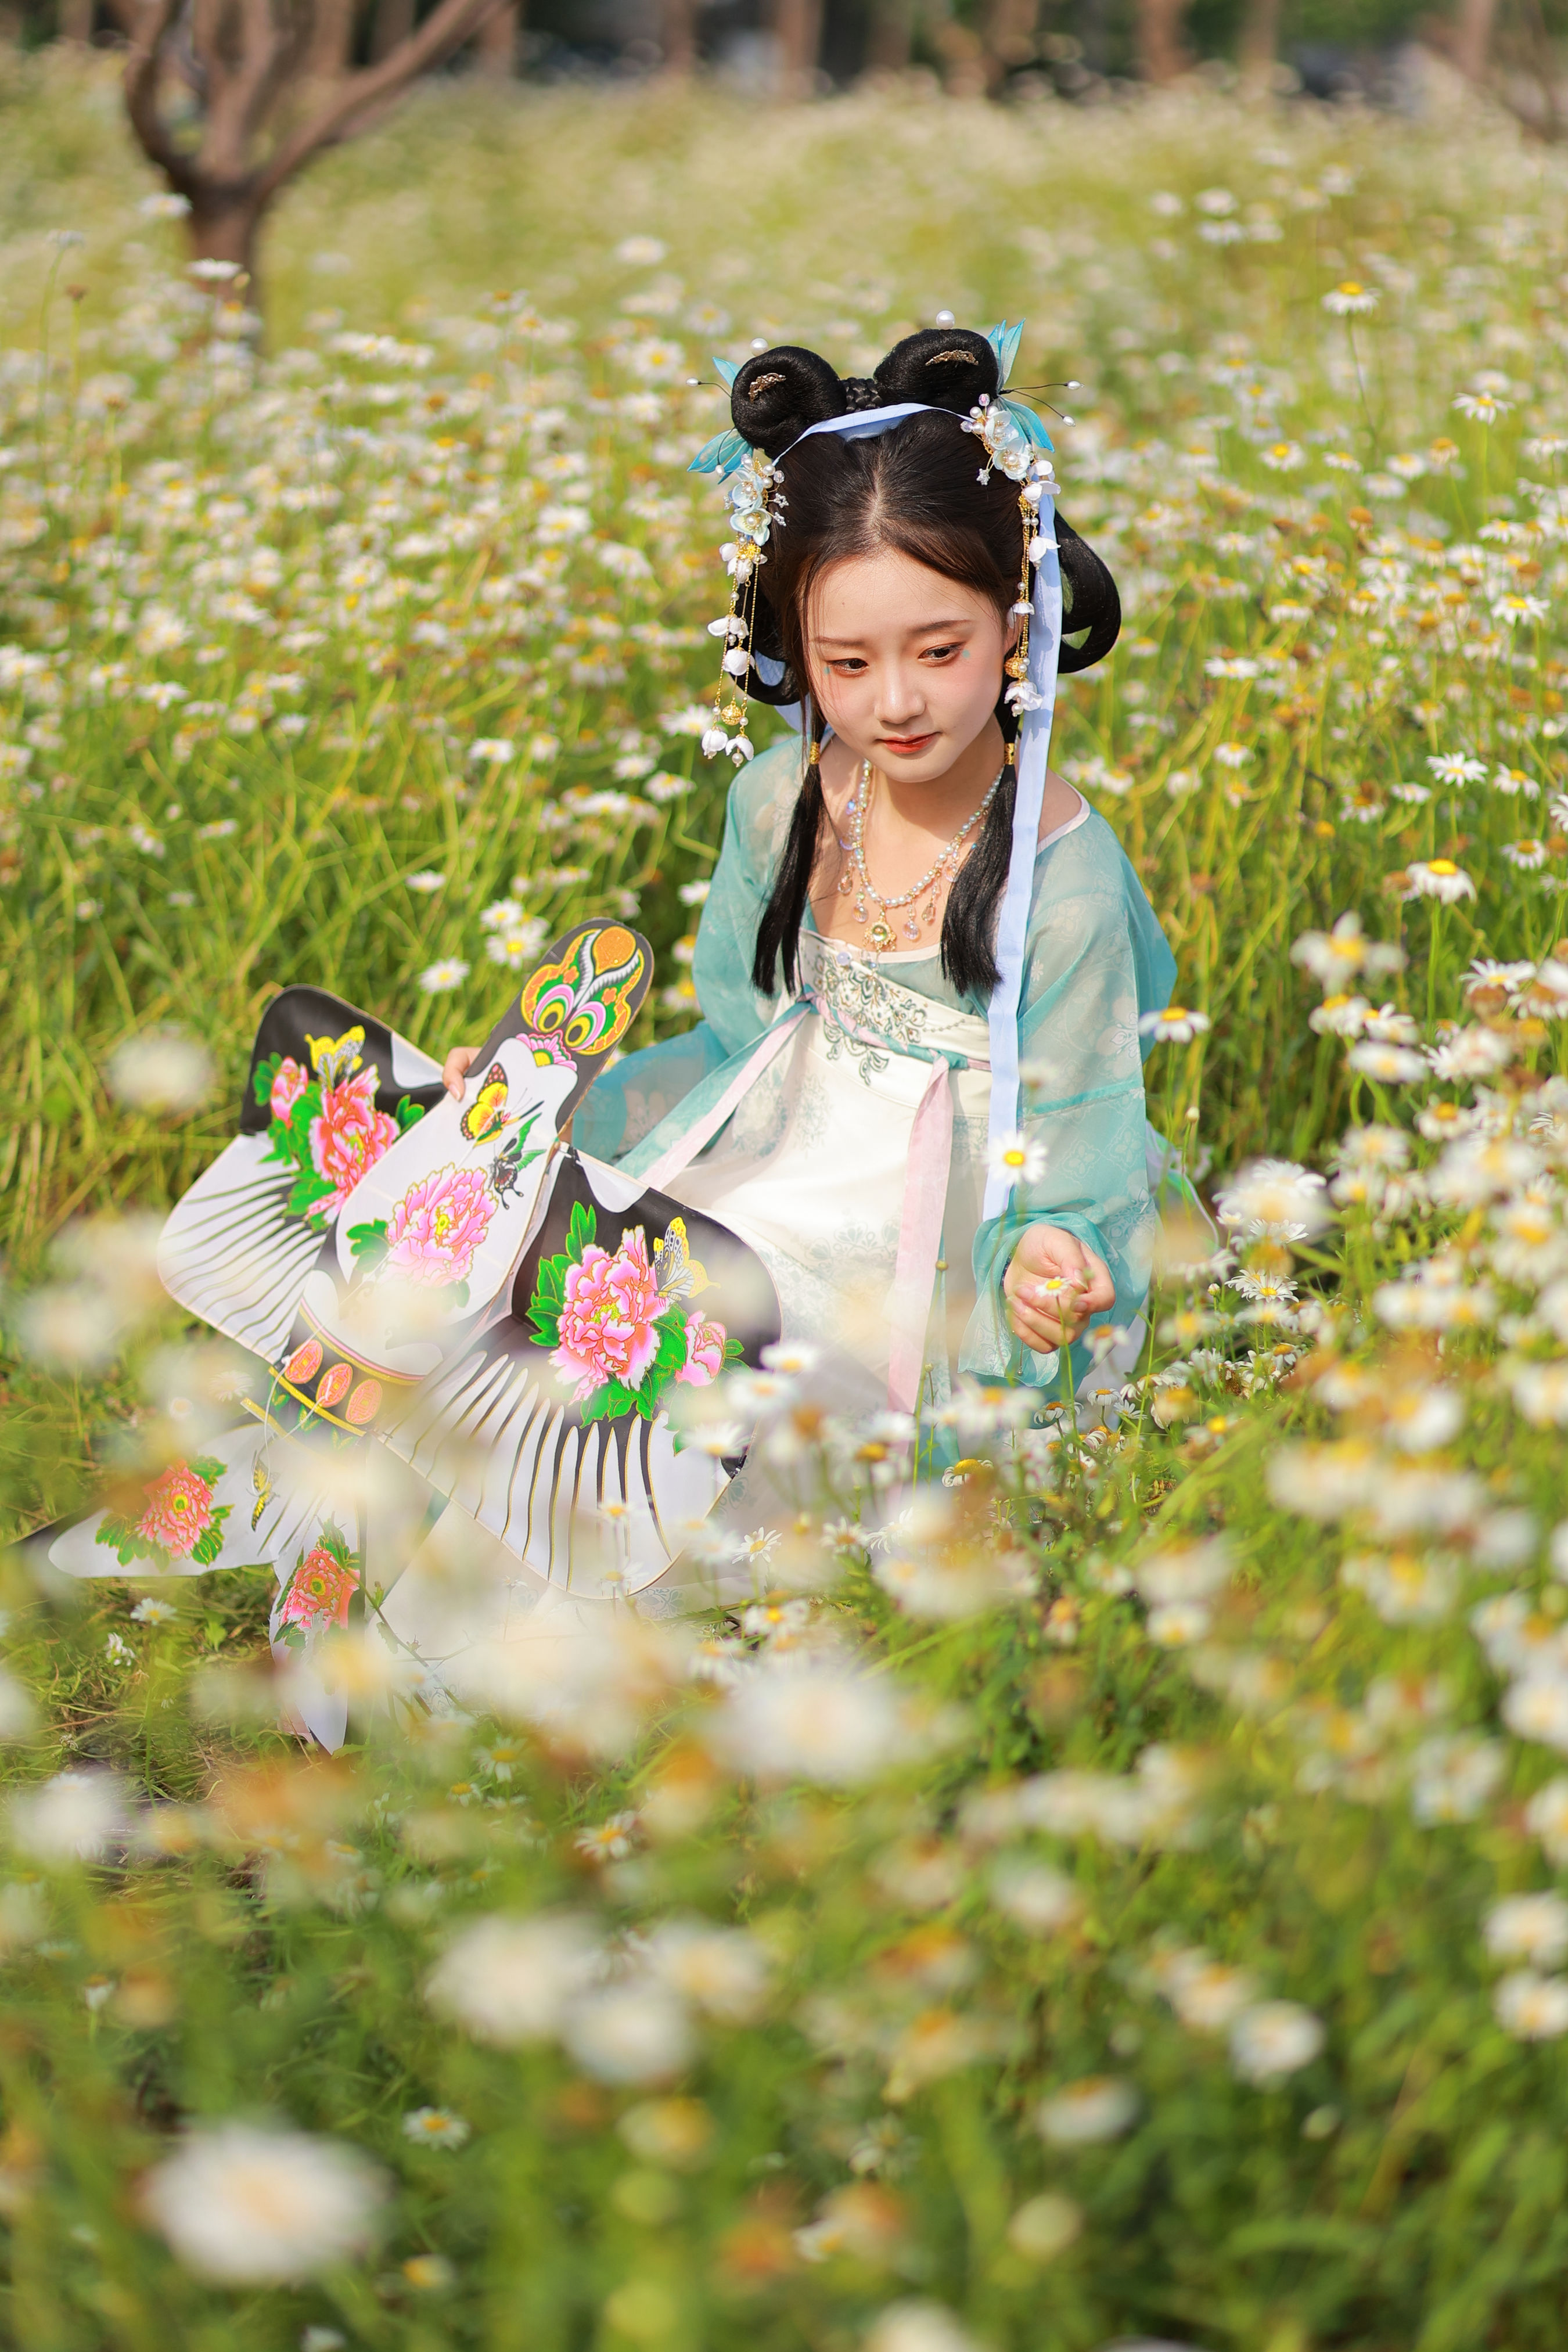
445, 326, 1177, 1435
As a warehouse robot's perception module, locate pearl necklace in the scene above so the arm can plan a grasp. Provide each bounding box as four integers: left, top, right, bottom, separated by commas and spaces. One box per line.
837, 756, 1004, 955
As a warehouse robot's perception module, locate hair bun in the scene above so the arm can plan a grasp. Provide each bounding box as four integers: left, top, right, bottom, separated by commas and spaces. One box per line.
731, 346, 845, 457
874, 326, 999, 413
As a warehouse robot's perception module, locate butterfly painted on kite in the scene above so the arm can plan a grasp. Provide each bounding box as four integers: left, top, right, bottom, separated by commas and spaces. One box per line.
653, 1216, 709, 1302
304, 1027, 367, 1089
484, 1119, 543, 1207
460, 1063, 516, 1145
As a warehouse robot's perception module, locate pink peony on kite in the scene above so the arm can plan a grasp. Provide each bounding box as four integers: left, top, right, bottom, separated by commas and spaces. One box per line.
135, 1462, 216, 1560
383, 1163, 494, 1287
676, 1314, 726, 1387
309, 1069, 399, 1214
269, 1056, 309, 1123
277, 1541, 358, 1635
551, 1228, 664, 1402
527, 1201, 740, 1426
95, 1454, 232, 1569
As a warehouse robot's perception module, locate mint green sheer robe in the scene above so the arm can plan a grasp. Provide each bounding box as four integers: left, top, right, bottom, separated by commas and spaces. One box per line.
575, 738, 1178, 1395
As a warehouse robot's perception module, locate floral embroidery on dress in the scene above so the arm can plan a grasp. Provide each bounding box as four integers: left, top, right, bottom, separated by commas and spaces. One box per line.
526, 1203, 740, 1426
95, 1455, 231, 1569
253, 1027, 420, 1228
811, 947, 930, 1083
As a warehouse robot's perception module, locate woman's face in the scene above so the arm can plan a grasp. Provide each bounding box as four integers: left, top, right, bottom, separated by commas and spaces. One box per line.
804, 546, 1016, 786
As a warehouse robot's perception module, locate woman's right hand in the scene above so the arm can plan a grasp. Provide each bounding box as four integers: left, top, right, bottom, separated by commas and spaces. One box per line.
442, 1045, 479, 1100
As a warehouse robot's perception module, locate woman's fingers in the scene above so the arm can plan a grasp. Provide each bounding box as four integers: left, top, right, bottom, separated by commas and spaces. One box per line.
442, 1045, 479, 1099
1006, 1271, 1084, 1351
1002, 1226, 1115, 1352
1010, 1301, 1074, 1350
1078, 1257, 1117, 1315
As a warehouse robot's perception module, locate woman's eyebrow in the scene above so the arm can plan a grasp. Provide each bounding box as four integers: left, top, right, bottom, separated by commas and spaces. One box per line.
810, 618, 977, 646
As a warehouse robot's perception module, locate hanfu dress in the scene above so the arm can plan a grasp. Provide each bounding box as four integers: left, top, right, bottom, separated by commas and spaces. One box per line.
576, 736, 1179, 1439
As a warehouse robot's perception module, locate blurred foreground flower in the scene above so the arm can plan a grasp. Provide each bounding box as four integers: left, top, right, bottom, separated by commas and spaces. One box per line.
987, 1131, 1047, 1188
1035, 2076, 1138, 2145
560, 1981, 695, 2084
1228, 1999, 1325, 2083
13, 1215, 167, 1371
707, 1656, 958, 1786
865, 2301, 985, 2352
462, 1617, 686, 1759
1139, 1005, 1210, 1045
1404, 859, 1476, 905
1494, 1969, 1568, 2039
1214, 1159, 1329, 1238
401, 2107, 470, 2150
426, 1911, 600, 2045
1004, 2191, 1083, 2262
0, 1671, 35, 1742
9, 1770, 130, 1864
418, 958, 470, 994
106, 1026, 216, 1114
139, 2122, 387, 2282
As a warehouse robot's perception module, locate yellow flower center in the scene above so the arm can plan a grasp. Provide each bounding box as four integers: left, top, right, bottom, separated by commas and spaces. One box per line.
1428, 859, 1459, 876
1339, 280, 1364, 295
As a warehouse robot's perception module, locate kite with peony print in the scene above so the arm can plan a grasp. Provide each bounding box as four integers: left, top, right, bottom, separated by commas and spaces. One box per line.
526, 1197, 743, 1427
94, 1455, 233, 1571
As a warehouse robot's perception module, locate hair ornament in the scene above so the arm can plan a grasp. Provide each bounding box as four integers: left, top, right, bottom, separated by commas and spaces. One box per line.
699, 442, 786, 765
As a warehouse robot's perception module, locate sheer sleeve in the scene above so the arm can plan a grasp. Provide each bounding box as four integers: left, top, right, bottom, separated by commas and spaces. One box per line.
961, 812, 1176, 1390
574, 738, 801, 1166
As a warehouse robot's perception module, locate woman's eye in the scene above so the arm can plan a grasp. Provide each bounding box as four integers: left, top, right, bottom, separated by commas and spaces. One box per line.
923, 643, 961, 663
829, 657, 867, 675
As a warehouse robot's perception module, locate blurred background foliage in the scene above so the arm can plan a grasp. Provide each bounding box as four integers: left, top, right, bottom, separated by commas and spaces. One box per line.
0, 0, 1561, 123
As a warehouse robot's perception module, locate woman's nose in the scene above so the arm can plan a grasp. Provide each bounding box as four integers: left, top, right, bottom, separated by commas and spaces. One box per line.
876, 667, 926, 725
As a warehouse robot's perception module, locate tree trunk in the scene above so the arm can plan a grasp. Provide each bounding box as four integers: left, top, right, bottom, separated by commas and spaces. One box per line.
979, 0, 1037, 89
1135, 0, 1188, 82
187, 190, 264, 302
474, 0, 517, 73
774, 0, 822, 93
304, 0, 357, 78
1452, 0, 1498, 77
1238, 0, 1278, 89
865, 0, 911, 71
371, 0, 413, 64
658, 0, 695, 71
59, 0, 96, 42
188, 194, 262, 268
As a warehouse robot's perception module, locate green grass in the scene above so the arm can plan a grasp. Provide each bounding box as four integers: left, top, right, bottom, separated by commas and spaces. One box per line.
3, 52, 1568, 2352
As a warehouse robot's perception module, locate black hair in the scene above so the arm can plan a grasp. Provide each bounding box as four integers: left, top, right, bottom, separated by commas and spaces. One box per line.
735, 331, 1120, 1002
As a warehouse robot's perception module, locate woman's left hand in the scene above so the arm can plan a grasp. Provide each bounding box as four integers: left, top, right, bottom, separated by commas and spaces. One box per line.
1004, 1222, 1115, 1353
